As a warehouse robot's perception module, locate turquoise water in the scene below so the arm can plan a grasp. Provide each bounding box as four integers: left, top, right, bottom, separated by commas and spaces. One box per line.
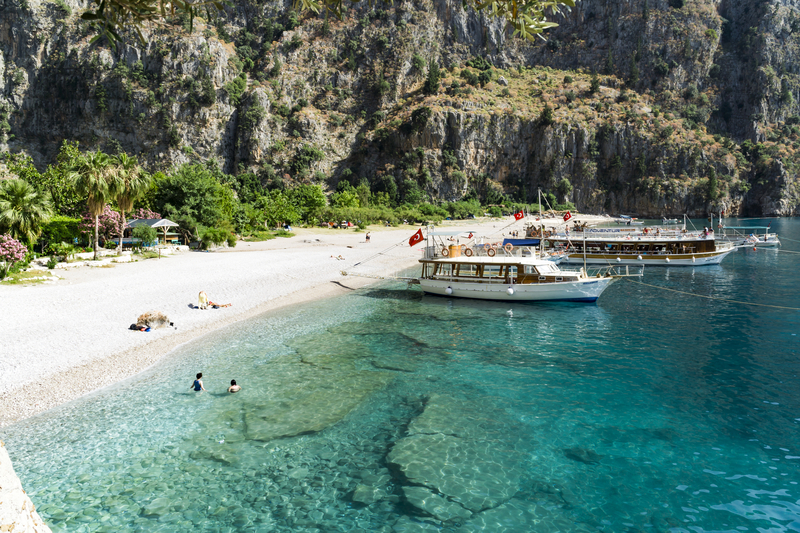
4, 218, 800, 532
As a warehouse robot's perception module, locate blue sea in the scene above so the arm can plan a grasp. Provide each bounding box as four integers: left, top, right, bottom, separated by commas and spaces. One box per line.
3, 218, 800, 533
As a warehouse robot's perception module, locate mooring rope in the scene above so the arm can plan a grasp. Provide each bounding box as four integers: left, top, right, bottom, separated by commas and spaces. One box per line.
351, 237, 409, 267
625, 278, 800, 311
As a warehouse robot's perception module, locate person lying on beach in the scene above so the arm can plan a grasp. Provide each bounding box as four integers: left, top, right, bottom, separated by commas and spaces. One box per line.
331, 255, 345, 260
208, 301, 231, 309
191, 373, 206, 392
227, 380, 241, 393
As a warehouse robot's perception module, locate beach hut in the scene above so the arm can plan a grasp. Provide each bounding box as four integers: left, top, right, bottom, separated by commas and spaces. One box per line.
126, 219, 181, 245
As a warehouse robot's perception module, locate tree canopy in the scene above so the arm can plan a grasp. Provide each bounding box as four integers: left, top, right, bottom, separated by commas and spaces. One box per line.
82, 0, 576, 45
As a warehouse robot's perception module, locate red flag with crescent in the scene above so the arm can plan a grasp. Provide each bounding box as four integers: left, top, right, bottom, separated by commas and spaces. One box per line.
514, 210, 524, 221
468, 233, 473, 239
408, 229, 424, 247
563, 211, 572, 222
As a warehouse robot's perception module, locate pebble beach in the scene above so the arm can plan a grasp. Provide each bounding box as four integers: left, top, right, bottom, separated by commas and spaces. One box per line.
4, 217, 588, 427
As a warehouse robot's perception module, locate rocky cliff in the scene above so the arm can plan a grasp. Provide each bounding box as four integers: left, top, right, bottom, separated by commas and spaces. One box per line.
1, 0, 799, 215
0, 441, 52, 533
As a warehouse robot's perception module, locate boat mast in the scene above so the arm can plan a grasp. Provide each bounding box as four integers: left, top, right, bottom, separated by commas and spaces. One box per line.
583, 229, 587, 275
538, 188, 544, 258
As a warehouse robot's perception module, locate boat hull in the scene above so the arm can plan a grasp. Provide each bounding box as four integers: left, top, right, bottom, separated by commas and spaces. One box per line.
418, 277, 616, 302
560, 249, 735, 266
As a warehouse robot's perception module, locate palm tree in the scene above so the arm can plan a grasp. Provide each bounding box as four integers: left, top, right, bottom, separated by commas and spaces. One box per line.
69, 151, 120, 259
113, 153, 152, 252
0, 179, 53, 244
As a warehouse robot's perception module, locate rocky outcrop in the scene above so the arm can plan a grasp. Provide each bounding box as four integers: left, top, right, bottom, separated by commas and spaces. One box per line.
1, 0, 800, 214
0, 441, 52, 533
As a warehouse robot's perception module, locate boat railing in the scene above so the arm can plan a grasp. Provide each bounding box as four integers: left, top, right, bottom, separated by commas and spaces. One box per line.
422, 244, 542, 260
562, 265, 643, 278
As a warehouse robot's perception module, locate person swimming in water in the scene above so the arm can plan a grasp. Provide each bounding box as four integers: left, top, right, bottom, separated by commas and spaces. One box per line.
227, 379, 241, 393
191, 373, 206, 392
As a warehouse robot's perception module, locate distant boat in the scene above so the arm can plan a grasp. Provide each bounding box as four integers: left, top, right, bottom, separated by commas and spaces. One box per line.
531, 226, 736, 266
662, 217, 679, 224
716, 225, 781, 248
617, 215, 643, 225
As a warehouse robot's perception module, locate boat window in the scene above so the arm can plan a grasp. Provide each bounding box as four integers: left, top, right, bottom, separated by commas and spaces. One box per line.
459, 264, 479, 277
438, 264, 454, 276
535, 263, 557, 275
524, 266, 536, 274
483, 266, 502, 278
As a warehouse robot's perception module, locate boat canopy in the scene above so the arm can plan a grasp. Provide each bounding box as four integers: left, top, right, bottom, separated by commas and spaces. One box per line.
502, 238, 540, 246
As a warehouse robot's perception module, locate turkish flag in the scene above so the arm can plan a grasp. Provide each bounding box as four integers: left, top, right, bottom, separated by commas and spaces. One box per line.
563, 211, 572, 222
467, 233, 473, 239
408, 229, 424, 247
514, 211, 524, 221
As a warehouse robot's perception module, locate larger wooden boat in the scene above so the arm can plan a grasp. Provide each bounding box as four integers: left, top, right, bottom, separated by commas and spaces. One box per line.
531, 226, 736, 266
417, 231, 638, 302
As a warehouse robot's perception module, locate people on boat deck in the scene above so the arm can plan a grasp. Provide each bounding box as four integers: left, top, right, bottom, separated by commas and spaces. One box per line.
191, 373, 206, 392
228, 380, 241, 393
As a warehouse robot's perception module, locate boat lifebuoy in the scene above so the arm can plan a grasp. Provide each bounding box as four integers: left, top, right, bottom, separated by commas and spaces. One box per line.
504, 243, 514, 252
487, 248, 496, 257
464, 248, 473, 257
441, 248, 449, 257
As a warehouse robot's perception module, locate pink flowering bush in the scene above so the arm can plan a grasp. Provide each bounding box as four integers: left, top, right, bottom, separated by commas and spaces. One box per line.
80, 205, 122, 245
0, 234, 27, 264
0, 234, 27, 277
129, 208, 161, 220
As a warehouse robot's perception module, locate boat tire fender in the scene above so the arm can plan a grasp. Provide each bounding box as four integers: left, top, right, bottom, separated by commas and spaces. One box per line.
464, 248, 474, 257
441, 248, 449, 257
504, 243, 514, 252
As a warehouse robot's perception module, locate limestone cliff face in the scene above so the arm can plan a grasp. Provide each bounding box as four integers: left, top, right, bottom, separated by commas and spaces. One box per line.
0, 441, 52, 533
1, 0, 799, 215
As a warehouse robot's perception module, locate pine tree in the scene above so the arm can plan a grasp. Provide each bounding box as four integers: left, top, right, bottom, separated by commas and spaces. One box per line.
539, 104, 554, 126
424, 61, 441, 95
605, 49, 614, 75
590, 71, 600, 93
629, 55, 639, 85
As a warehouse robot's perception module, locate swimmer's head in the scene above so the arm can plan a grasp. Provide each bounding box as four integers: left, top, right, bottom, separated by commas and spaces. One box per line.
196, 373, 202, 379
230, 379, 236, 386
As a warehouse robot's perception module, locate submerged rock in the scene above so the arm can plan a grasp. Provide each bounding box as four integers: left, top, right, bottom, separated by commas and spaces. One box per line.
243, 354, 393, 442
352, 484, 386, 505
563, 447, 604, 465
402, 486, 472, 521
387, 394, 523, 516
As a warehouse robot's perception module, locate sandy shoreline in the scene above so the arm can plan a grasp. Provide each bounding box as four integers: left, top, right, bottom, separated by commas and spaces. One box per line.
0, 215, 606, 428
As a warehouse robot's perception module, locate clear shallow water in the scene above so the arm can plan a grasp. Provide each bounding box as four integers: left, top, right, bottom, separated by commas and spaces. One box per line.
4, 218, 800, 533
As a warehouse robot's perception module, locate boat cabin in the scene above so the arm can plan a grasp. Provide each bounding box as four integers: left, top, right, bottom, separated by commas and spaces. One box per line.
420, 258, 582, 285
545, 237, 719, 256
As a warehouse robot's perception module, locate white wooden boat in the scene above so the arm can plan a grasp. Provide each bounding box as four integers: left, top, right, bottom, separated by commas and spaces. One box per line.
417, 231, 639, 302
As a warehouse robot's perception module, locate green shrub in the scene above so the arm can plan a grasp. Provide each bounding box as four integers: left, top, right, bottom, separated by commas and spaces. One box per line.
132, 226, 158, 248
